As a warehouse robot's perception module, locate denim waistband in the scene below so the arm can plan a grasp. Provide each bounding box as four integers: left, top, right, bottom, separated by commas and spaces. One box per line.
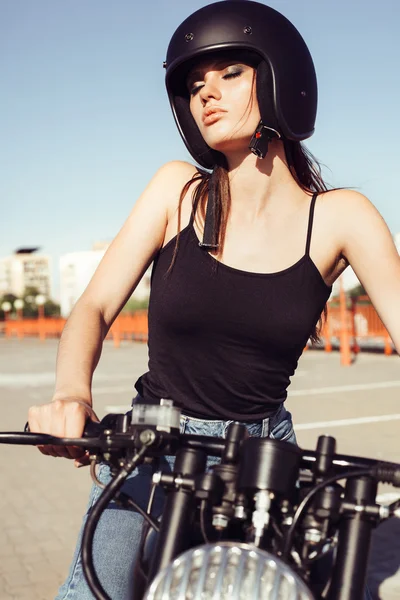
132, 395, 295, 443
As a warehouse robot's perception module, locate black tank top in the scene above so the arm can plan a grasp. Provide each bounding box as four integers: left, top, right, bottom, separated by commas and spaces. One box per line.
135, 193, 332, 420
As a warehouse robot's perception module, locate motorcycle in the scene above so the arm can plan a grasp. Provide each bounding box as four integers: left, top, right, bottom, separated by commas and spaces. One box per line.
1, 398, 399, 600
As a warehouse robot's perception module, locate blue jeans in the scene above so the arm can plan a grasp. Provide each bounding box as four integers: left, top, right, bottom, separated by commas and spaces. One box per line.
55, 404, 296, 599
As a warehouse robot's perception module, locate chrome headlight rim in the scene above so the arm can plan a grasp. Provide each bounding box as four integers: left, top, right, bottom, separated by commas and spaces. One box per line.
144, 541, 315, 600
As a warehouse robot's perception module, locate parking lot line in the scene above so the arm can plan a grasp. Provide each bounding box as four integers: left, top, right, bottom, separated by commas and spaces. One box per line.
290, 380, 400, 396
296, 413, 400, 430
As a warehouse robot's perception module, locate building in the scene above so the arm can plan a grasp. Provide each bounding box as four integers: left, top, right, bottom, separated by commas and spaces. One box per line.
59, 243, 151, 317
0, 248, 52, 298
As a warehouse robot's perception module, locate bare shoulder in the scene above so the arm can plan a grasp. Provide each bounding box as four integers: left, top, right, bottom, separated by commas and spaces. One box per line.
318, 188, 383, 221
155, 160, 198, 182
317, 188, 389, 241
318, 188, 397, 263
155, 160, 199, 194
149, 160, 199, 215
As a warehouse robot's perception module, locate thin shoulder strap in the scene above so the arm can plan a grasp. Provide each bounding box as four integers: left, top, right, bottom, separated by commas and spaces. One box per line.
305, 192, 318, 256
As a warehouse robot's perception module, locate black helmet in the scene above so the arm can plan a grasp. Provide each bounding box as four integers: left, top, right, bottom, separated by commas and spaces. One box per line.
164, 0, 317, 170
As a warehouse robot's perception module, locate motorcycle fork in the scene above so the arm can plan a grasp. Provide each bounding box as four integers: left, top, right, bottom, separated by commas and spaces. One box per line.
327, 476, 377, 600
147, 446, 207, 583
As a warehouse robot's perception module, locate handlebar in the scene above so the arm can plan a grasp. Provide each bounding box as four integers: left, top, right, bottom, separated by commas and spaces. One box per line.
2, 410, 400, 600
2, 415, 400, 486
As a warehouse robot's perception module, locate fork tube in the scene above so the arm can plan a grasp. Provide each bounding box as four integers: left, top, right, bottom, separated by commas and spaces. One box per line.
327, 476, 377, 600
148, 446, 207, 582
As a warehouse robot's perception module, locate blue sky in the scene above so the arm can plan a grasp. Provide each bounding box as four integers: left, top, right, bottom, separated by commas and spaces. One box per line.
2, 0, 399, 299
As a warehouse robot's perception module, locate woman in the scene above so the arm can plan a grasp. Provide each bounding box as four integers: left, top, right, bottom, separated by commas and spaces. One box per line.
28, 1, 400, 598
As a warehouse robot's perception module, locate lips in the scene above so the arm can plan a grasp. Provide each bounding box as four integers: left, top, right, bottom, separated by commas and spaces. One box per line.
202, 106, 227, 125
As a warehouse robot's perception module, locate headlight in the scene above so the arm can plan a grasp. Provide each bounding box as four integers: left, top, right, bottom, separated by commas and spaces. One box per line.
144, 542, 315, 600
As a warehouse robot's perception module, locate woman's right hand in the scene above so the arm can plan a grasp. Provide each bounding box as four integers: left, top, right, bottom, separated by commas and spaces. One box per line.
28, 397, 99, 463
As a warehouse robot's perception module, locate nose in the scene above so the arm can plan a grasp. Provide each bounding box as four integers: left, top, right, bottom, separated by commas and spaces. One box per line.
199, 76, 222, 105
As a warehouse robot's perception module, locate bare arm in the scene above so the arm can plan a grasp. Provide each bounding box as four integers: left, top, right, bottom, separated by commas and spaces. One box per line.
338, 190, 400, 354
28, 161, 197, 456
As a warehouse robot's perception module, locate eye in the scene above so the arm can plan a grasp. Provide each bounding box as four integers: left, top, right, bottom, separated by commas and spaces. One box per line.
223, 67, 244, 80
188, 65, 246, 96
189, 83, 204, 97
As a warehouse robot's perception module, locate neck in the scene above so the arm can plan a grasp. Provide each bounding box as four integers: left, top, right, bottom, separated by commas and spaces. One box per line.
224, 140, 304, 211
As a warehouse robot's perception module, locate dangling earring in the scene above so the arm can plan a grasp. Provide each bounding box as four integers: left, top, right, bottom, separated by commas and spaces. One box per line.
249, 120, 281, 159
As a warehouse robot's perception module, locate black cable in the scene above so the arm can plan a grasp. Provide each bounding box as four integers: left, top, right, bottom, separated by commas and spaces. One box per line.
281, 468, 371, 561
200, 500, 211, 543
147, 482, 157, 514
81, 446, 148, 600
114, 492, 160, 532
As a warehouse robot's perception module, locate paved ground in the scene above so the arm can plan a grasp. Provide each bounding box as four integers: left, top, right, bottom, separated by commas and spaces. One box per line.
0, 337, 399, 599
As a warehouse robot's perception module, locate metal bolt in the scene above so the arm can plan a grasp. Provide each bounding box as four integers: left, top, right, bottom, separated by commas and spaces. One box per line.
140, 429, 156, 444
305, 529, 322, 543
235, 505, 246, 519
379, 505, 390, 519
212, 514, 229, 530
243, 26, 252, 35
301, 91, 307, 97
152, 471, 162, 484
163, 61, 167, 69
185, 33, 194, 42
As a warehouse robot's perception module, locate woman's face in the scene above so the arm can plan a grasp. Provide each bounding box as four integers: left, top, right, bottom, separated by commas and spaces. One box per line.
187, 58, 261, 155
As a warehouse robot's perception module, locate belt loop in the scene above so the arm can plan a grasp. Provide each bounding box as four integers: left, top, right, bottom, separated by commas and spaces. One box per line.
261, 417, 270, 438
180, 415, 188, 434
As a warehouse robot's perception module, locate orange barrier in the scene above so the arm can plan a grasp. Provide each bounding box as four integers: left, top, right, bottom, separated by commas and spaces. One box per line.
108, 311, 149, 347
320, 296, 393, 357
3, 312, 149, 345
4, 317, 66, 340
2, 302, 394, 358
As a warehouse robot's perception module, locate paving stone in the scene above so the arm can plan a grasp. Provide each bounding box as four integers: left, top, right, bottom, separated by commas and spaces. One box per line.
0, 556, 24, 574
2, 568, 31, 588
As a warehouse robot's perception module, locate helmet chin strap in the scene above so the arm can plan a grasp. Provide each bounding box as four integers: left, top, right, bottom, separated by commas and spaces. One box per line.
199, 120, 282, 250
199, 166, 219, 250
249, 120, 281, 159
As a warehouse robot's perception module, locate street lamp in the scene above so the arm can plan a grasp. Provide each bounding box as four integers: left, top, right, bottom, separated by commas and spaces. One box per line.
1, 301, 12, 320
1, 301, 12, 338
14, 299, 24, 320
35, 294, 46, 342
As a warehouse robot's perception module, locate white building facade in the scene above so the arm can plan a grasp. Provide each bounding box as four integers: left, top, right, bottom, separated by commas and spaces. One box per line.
59, 244, 151, 317
0, 250, 52, 298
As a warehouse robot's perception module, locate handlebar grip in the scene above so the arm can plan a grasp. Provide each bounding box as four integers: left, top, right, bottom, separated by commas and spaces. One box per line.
23, 419, 103, 439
